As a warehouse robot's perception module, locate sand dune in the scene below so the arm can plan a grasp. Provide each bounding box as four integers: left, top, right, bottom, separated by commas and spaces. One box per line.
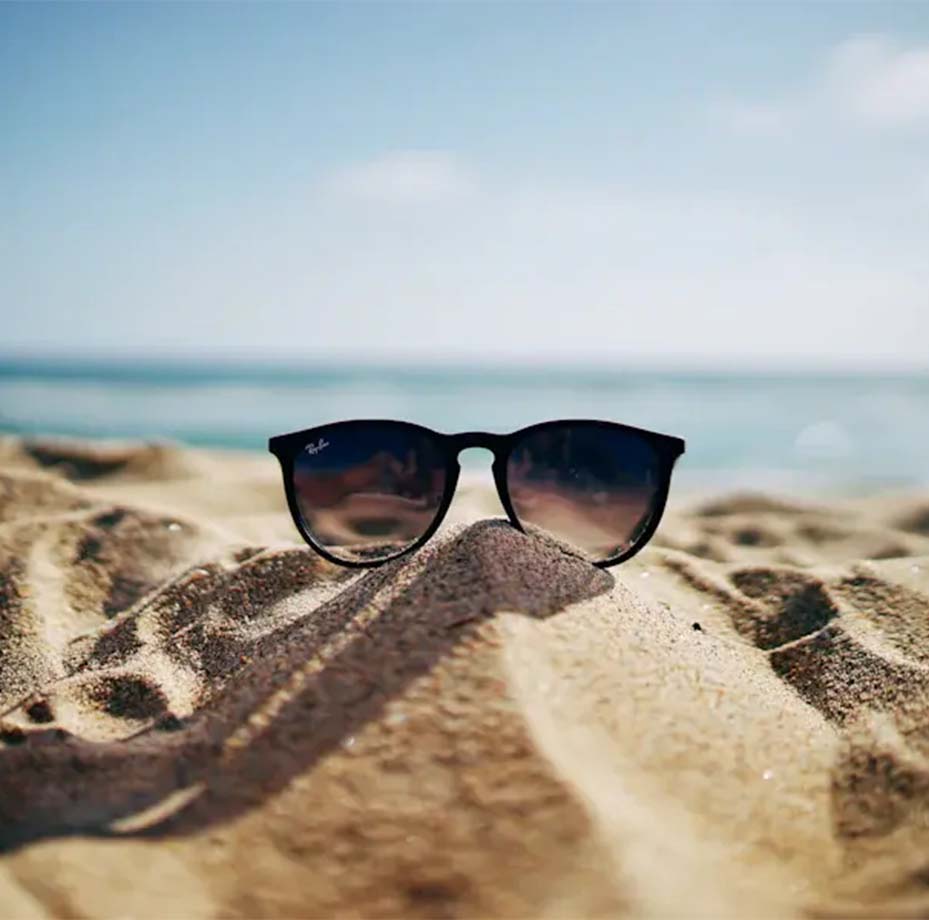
1, 435, 929, 917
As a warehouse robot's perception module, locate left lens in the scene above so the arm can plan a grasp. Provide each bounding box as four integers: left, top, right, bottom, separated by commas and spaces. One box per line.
292, 423, 447, 563
505, 422, 663, 562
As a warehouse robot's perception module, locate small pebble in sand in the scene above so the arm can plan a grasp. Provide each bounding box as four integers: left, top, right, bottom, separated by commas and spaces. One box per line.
762, 769, 774, 781
692, 623, 703, 632
640, 571, 650, 579
166, 521, 182, 532
701, 603, 711, 611
342, 735, 357, 750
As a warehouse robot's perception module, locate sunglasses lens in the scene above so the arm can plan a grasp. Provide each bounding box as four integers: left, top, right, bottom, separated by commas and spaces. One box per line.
291, 424, 447, 563
506, 423, 663, 562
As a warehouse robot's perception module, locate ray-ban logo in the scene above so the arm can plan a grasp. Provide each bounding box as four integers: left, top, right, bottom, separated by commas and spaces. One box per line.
304, 437, 330, 456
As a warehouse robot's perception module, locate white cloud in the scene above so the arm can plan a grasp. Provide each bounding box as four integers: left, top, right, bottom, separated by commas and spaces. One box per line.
325, 150, 477, 204
826, 34, 929, 126
717, 33, 929, 135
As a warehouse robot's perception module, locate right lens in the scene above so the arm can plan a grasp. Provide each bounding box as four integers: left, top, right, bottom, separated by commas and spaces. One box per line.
506, 422, 662, 562
291, 423, 448, 563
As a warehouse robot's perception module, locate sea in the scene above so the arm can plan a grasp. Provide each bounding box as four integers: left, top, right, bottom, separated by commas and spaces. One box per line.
1, 357, 927, 494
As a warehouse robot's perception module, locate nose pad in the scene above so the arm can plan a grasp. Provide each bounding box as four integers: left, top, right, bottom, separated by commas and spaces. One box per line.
446, 447, 507, 525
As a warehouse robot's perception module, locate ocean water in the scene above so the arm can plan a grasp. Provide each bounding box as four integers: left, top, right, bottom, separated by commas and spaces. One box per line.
1, 357, 927, 493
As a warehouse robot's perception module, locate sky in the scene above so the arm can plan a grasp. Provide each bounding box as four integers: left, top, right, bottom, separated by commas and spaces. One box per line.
2, 2, 928, 369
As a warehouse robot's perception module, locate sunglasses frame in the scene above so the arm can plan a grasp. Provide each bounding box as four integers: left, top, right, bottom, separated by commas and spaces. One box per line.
269, 419, 685, 570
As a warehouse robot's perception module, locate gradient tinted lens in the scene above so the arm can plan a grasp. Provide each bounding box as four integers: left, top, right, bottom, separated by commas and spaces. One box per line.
506, 424, 662, 562
291, 424, 447, 563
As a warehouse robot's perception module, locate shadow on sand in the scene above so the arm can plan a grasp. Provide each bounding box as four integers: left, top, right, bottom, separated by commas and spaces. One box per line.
0, 520, 613, 851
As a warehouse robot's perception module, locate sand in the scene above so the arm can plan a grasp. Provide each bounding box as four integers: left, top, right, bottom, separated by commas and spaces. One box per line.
1, 436, 929, 918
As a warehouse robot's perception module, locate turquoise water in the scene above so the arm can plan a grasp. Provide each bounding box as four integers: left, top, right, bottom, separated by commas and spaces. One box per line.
1, 357, 927, 492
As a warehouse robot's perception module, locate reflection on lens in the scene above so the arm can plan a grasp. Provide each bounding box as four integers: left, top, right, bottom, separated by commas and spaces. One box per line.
292, 424, 446, 563
506, 424, 661, 562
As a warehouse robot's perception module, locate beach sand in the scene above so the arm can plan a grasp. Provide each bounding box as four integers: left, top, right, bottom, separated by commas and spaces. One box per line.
2, 436, 929, 918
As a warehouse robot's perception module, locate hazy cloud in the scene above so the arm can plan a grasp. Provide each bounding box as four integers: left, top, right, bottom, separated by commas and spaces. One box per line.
826, 35, 929, 126
325, 150, 478, 204
918, 170, 929, 202
716, 33, 929, 135
710, 99, 789, 138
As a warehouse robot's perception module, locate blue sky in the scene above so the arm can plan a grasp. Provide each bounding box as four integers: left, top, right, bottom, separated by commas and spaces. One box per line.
2, 2, 928, 368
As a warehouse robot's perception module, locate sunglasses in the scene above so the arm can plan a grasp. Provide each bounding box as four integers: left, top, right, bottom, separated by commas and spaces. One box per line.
269, 419, 685, 569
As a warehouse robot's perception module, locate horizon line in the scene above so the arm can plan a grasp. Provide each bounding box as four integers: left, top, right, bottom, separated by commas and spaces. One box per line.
1, 348, 928, 378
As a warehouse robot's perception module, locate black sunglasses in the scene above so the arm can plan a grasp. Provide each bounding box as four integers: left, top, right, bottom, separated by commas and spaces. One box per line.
269, 419, 685, 569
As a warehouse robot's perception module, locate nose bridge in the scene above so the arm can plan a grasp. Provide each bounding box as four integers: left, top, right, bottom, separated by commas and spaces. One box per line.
450, 431, 503, 457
